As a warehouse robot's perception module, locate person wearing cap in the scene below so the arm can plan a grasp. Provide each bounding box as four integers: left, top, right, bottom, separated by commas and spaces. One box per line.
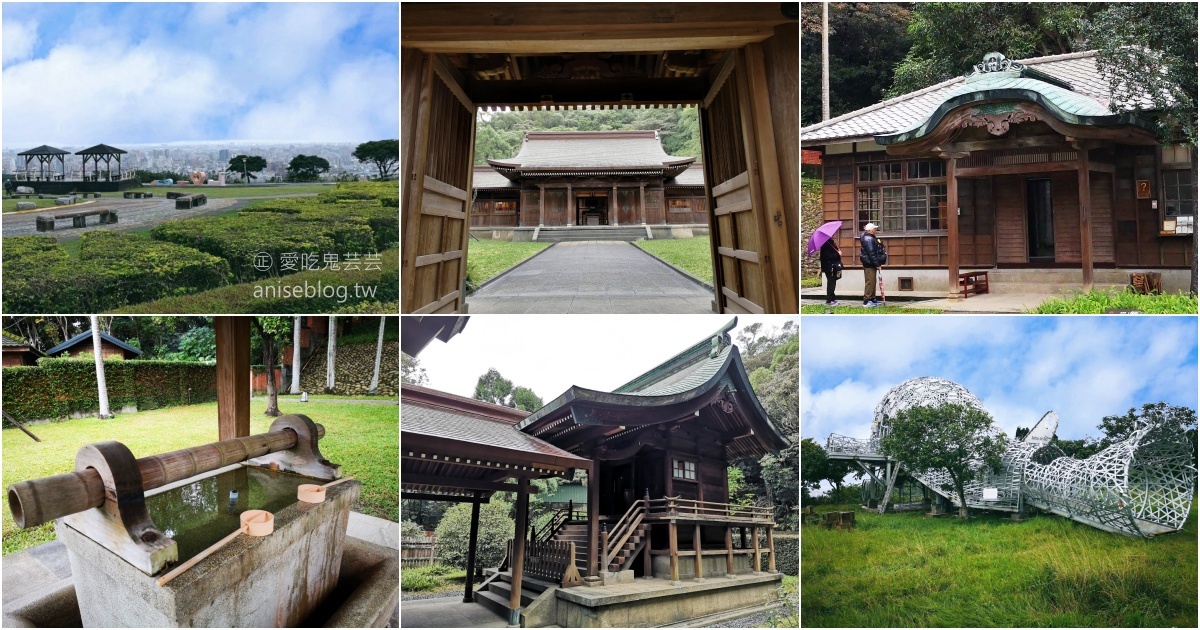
859, 223, 886, 307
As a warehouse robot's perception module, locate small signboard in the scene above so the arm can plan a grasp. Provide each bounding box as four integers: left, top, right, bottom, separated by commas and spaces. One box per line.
982, 488, 999, 501
1136, 180, 1151, 199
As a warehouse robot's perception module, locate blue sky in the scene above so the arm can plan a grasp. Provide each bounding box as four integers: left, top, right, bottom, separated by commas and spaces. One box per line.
802, 316, 1198, 444
2, 2, 398, 146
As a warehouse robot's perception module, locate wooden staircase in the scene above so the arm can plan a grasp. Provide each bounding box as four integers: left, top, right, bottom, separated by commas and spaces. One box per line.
474, 571, 557, 620
551, 521, 591, 572
602, 522, 649, 571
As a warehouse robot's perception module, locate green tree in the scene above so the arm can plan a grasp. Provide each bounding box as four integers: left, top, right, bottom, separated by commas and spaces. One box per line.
352, 140, 400, 180
799, 437, 829, 496
474, 124, 521, 165
434, 499, 514, 570
878, 403, 1008, 518
472, 368, 542, 411
402, 353, 428, 386
252, 317, 292, 417
511, 386, 543, 413
1097, 402, 1197, 455
176, 326, 216, 362
228, 155, 267, 182
286, 154, 331, 182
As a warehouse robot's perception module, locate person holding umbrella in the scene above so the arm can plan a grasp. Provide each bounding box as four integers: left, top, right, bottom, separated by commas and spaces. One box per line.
806, 220, 845, 305
860, 223, 887, 307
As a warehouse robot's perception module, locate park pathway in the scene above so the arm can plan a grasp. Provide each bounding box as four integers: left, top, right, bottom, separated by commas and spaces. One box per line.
466, 241, 713, 313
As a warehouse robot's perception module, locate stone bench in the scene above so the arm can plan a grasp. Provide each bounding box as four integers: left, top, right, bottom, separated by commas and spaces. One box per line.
36, 208, 117, 231
175, 194, 208, 210
122, 191, 153, 199
16, 201, 37, 211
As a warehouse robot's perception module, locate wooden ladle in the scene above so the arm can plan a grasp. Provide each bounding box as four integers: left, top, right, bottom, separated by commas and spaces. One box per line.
155, 510, 274, 586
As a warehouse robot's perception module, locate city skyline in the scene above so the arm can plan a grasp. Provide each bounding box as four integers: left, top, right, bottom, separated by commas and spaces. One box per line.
2, 2, 399, 146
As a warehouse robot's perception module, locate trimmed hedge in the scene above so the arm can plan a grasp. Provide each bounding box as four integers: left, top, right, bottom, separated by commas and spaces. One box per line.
2, 358, 217, 421
2, 233, 231, 313
775, 535, 798, 576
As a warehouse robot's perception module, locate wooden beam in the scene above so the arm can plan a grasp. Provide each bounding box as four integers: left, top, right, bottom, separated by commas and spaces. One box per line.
509, 478, 530, 624
401, 492, 490, 503
587, 460, 599, 579
702, 51, 736, 108
402, 53, 436, 312
1079, 149, 1094, 290
766, 525, 776, 573
469, 78, 706, 107
403, 474, 539, 494
463, 493, 482, 602
215, 317, 250, 441
937, 135, 1069, 153
943, 155, 961, 299
668, 520, 680, 582
725, 525, 735, 576
433, 54, 474, 112
693, 523, 704, 581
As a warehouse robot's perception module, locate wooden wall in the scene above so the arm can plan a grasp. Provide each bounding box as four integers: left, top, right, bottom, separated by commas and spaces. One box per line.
546, 190, 568, 225
958, 178, 995, 266
521, 189, 539, 226
471, 195, 521, 227
1091, 172, 1115, 264
665, 189, 708, 224
1114, 148, 1193, 267
761, 22, 800, 275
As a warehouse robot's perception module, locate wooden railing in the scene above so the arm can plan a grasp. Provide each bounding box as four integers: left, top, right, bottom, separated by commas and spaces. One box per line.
534, 500, 585, 546
602, 498, 646, 569
646, 497, 774, 524
502, 538, 582, 588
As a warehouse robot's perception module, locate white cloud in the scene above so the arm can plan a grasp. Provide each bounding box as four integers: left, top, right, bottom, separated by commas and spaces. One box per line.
3, 19, 38, 64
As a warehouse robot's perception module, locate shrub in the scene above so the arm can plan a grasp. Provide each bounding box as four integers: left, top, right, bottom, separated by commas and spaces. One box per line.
774, 535, 798, 576
2, 358, 217, 421
401, 520, 425, 540
400, 563, 461, 592
434, 499, 513, 570
1031, 288, 1198, 314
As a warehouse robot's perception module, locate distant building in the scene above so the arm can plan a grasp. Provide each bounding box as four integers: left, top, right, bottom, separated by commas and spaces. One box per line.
45, 329, 142, 360
219, 149, 230, 162
2, 335, 42, 367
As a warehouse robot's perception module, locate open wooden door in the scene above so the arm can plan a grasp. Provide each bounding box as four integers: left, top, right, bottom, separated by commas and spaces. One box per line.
699, 45, 797, 314
402, 53, 477, 313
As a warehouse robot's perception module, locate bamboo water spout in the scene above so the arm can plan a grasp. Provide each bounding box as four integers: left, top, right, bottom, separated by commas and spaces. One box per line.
8, 419, 326, 529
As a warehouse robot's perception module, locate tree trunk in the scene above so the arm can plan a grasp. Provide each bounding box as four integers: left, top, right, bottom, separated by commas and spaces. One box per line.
262, 334, 280, 417
954, 478, 968, 518
289, 317, 302, 394
90, 316, 111, 419
368, 316, 386, 394
325, 316, 337, 394
821, 1, 830, 121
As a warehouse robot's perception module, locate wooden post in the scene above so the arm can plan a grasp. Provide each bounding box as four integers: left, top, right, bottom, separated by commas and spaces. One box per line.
943, 153, 964, 299
767, 525, 776, 572
215, 317, 250, 441
639, 183, 647, 225
642, 529, 652, 578
752, 525, 761, 573
538, 184, 545, 227
567, 183, 574, 225
668, 521, 679, 582
463, 492, 482, 602
693, 523, 704, 581
586, 460, 599, 579
1078, 149, 1094, 290
600, 524, 609, 571
612, 184, 618, 225
725, 525, 735, 577
509, 478, 529, 625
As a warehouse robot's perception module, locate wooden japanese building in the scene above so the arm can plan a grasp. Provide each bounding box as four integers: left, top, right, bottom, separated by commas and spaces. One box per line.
471, 130, 707, 228
402, 2, 799, 314
400, 317, 790, 626
801, 51, 1196, 295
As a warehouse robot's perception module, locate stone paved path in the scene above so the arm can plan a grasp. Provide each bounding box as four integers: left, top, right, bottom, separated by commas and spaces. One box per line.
467, 241, 714, 314
2, 196, 244, 238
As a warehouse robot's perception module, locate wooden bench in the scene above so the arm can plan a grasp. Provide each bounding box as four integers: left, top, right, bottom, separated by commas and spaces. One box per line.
958, 271, 989, 298
36, 208, 118, 231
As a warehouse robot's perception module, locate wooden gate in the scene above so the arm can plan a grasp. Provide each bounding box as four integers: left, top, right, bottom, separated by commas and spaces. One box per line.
699, 46, 797, 313
402, 53, 477, 313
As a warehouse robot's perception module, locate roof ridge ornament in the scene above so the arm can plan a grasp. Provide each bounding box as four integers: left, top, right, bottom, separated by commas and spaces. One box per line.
974, 52, 1025, 75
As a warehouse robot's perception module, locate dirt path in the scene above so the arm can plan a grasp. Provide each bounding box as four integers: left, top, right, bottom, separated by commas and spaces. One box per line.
1, 194, 318, 239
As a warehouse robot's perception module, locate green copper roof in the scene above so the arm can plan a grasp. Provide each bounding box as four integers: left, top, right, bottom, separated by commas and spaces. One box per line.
613, 317, 736, 396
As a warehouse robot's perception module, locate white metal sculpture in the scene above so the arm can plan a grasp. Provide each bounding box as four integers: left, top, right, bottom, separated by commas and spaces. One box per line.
826, 377, 1196, 537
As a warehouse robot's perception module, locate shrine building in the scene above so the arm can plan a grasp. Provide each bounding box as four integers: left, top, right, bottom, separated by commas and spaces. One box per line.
801, 51, 1195, 296
471, 130, 708, 233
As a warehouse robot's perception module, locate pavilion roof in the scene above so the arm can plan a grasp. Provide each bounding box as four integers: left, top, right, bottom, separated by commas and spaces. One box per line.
472, 165, 521, 189
801, 50, 1163, 146
46, 329, 142, 357
75, 143, 128, 155
516, 317, 790, 462
17, 145, 69, 156
487, 130, 695, 177
400, 316, 469, 357
663, 163, 705, 187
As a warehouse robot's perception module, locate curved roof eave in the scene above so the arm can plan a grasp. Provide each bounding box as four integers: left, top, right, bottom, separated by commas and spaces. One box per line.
875, 89, 1157, 146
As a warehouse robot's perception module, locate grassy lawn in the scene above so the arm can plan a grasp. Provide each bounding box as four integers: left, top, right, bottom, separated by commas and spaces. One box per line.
401, 563, 484, 595
2, 398, 397, 555
466, 239, 550, 290
801, 275, 823, 288
126, 184, 332, 199
2, 197, 64, 213
635, 236, 714, 285
801, 304, 944, 314
802, 502, 1197, 627
1030, 288, 1198, 314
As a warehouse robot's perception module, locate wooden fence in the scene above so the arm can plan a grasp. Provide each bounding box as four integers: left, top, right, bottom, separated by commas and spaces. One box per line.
401, 535, 437, 568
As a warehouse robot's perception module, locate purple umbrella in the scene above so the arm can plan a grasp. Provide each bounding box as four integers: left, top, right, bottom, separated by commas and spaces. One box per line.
806, 220, 843, 256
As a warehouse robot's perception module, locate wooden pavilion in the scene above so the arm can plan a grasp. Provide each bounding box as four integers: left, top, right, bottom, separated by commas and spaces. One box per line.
801, 51, 1197, 295
402, 2, 799, 314
76, 144, 129, 183
472, 130, 707, 228
400, 317, 790, 626
15, 145, 69, 182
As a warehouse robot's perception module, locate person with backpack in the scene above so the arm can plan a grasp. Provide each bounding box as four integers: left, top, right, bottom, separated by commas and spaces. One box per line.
859, 223, 887, 307
819, 239, 843, 305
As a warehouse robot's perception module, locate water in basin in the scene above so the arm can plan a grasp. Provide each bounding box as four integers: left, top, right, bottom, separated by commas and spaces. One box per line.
146, 466, 321, 563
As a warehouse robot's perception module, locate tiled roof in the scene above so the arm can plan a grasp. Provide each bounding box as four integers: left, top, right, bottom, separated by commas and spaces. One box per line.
664, 163, 706, 187
45, 329, 142, 357
402, 399, 586, 463
491, 130, 695, 170
472, 166, 520, 189
801, 50, 1160, 145
614, 319, 736, 396
2, 336, 30, 347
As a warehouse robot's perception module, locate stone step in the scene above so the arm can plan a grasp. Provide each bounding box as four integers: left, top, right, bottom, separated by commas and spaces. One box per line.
473, 588, 512, 619
487, 580, 539, 607
496, 571, 558, 594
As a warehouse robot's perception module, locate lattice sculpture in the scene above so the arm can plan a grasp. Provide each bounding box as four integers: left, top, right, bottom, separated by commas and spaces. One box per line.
826, 377, 1196, 537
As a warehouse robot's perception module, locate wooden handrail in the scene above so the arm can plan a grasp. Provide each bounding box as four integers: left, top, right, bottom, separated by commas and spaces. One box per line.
603, 510, 644, 568
602, 498, 647, 568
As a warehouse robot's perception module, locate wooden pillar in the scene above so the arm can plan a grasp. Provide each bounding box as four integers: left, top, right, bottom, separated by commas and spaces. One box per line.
509, 478, 530, 625
639, 183, 647, 225
752, 525, 762, 572
943, 153, 964, 299
215, 317, 250, 441
612, 184, 618, 225
668, 520, 680, 583
463, 492, 482, 603
586, 461, 599, 579
567, 183, 574, 225
725, 526, 735, 577
693, 523, 704, 581
1078, 149, 1094, 290
538, 184, 545, 227
766, 525, 776, 572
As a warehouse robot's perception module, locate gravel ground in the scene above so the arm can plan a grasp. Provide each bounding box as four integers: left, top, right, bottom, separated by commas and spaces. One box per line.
705, 610, 773, 627
401, 584, 483, 602
1, 196, 247, 237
